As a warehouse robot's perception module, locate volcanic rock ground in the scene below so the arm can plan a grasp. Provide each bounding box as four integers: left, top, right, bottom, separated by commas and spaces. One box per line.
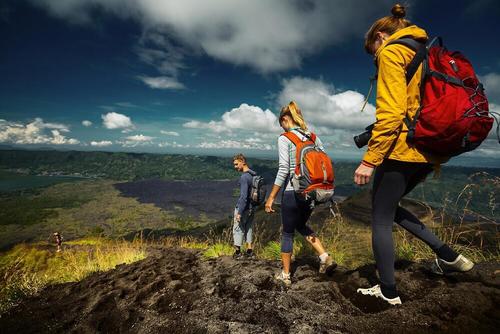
1, 247, 499, 334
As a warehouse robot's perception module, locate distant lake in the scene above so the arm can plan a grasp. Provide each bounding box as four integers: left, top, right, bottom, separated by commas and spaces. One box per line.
0, 170, 85, 192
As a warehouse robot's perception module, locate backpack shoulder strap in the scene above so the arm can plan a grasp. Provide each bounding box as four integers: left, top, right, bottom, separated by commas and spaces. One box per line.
281, 131, 302, 146
293, 129, 317, 144
387, 37, 427, 85
309, 132, 317, 143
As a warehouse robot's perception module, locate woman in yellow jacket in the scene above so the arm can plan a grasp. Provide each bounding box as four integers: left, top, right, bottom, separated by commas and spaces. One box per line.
354, 4, 474, 305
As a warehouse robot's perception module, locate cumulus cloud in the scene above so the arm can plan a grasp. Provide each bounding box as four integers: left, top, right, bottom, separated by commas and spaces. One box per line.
90, 140, 113, 147
183, 103, 280, 134
31, 0, 390, 73
137, 75, 185, 90
277, 77, 375, 133
101, 112, 135, 131
82, 120, 92, 127
160, 130, 180, 136
0, 118, 79, 145
182, 79, 375, 149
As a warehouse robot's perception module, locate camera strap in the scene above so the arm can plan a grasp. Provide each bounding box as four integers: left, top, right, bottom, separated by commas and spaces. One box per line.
360, 74, 377, 112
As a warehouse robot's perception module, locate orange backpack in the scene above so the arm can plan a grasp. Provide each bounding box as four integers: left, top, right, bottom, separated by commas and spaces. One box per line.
282, 131, 335, 203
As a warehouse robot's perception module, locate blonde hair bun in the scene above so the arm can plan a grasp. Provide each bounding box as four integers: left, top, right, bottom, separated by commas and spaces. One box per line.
391, 4, 406, 19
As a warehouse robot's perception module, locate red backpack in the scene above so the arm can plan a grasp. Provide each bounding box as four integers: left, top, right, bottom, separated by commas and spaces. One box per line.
389, 37, 498, 156
282, 130, 334, 203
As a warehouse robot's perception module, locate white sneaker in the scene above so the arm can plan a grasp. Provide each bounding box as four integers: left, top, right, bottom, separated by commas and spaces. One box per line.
275, 271, 292, 287
356, 284, 402, 305
431, 254, 474, 275
319, 255, 337, 274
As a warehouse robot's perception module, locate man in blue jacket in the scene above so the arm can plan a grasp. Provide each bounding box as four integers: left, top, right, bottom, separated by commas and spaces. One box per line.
232, 153, 256, 259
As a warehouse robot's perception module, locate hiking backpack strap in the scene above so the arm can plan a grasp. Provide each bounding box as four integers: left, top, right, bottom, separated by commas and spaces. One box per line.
282, 131, 317, 178
388, 37, 428, 84
386, 37, 442, 141
281, 130, 316, 146
293, 129, 318, 146
281, 131, 302, 147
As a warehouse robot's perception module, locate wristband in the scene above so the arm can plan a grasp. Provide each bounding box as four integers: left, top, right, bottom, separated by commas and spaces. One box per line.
361, 160, 376, 168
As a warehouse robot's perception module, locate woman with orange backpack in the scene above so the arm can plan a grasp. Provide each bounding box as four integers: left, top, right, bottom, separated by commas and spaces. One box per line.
354, 4, 474, 305
265, 101, 337, 286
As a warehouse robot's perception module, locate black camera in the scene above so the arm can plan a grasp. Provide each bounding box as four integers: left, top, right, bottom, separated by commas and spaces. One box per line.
353, 123, 375, 148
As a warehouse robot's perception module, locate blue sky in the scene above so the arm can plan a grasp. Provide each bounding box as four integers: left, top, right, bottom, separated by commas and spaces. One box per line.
0, 0, 499, 165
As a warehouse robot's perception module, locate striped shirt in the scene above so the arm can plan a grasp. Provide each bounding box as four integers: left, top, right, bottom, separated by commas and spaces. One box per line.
273, 128, 325, 191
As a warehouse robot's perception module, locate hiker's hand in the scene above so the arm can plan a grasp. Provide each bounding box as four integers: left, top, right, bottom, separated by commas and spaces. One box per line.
235, 213, 241, 222
354, 163, 374, 185
265, 198, 275, 213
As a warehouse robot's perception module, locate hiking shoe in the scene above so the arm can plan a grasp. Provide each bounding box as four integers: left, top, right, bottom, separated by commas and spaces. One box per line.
274, 271, 292, 287
430, 254, 474, 275
319, 256, 337, 274
244, 250, 256, 259
356, 285, 402, 305
232, 251, 242, 260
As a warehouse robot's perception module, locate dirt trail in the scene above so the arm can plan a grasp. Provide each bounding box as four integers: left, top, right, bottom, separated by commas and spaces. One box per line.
1, 247, 499, 334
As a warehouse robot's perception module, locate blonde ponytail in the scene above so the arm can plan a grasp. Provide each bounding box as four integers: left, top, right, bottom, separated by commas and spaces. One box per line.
280, 101, 308, 131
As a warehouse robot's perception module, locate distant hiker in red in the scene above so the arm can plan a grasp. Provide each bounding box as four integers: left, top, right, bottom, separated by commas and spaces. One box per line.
53, 232, 63, 252
265, 101, 337, 287
354, 4, 474, 305
232, 154, 256, 259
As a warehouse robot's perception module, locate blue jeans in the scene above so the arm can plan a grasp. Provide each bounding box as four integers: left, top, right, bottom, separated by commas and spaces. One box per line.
233, 208, 254, 247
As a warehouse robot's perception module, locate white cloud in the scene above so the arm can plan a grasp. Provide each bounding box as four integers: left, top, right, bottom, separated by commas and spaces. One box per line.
50, 130, 79, 144
181, 79, 375, 150
138, 75, 185, 90
183, 103, 280, 134
480, 72, 500, 103
277, 77, 376, 133
487, 103, 500, 139
117, 134, 155, 147
158, 141, 190, 148
82, 120, 92, 127
32, 0, 391, 73
101, 112, 135, 131
196, 139, 273, 151
125, 134, 154, 142
160, 130, 180, 136
90, 140, 113, 147
136, 32, 188, 87
0, 118, 79, 145
183, 120, 227, 133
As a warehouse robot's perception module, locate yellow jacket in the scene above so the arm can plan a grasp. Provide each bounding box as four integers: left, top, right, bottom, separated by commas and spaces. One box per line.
362, 25, 443, 166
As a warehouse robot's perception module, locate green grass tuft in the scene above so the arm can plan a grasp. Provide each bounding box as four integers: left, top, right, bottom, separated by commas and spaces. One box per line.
203, 243, 234, 259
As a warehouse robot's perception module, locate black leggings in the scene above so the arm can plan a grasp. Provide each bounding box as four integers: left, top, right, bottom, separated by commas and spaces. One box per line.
372, 159, 445, 290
